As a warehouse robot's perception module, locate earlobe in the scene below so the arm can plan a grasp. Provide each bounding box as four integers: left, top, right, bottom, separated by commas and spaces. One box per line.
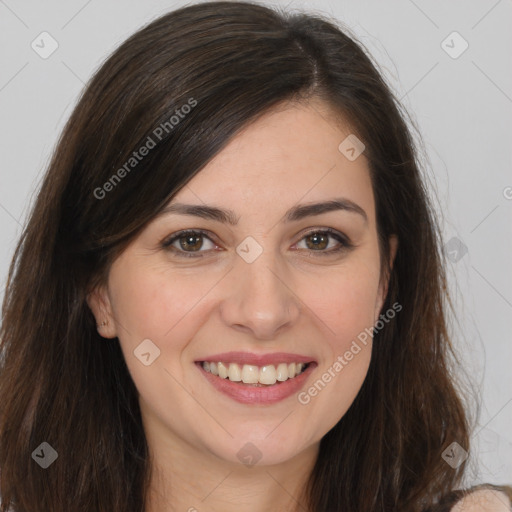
86, 285, 117, 339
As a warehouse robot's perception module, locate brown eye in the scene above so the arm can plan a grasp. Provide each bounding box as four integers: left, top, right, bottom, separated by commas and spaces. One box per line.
295, 228, 352, 255
162, 230, 217, 257
304, 232, 329, 250
178, 233, 204, 251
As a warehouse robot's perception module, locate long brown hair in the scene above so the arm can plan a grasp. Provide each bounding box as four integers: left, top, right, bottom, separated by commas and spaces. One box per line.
1, 1, 509, 510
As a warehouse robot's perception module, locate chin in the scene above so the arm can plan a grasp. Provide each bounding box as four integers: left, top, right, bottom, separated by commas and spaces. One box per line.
204, 429, 315, 468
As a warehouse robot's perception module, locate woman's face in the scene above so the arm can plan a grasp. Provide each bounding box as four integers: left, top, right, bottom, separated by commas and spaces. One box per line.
88, 99, 397, 468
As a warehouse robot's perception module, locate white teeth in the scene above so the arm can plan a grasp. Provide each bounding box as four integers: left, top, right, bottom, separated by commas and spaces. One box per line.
228, 363, 242, 382
241, 364, 259, 384
202, 361, 308, 385
259, 365, 277, 385
218, 362, 228, 379
276, 363, 288, 381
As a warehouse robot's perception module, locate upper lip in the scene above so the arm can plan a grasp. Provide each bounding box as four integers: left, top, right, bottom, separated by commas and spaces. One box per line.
195, 351, 316, 367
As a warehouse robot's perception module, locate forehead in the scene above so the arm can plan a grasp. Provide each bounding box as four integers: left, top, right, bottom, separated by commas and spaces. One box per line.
172, 100, 375, 222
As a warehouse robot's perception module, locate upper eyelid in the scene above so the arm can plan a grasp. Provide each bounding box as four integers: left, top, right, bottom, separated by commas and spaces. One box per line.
162, 227, 350, 251
162, 228, 219, 246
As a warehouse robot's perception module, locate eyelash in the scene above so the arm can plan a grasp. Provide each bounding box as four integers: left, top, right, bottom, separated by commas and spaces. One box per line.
161, 228, 353, 259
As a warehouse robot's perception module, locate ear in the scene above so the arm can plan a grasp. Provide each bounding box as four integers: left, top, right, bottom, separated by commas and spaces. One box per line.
374, 234, 398, 321
86, 284, 117, 339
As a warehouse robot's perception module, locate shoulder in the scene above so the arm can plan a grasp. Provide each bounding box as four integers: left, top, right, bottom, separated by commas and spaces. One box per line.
449, 488, 511, 511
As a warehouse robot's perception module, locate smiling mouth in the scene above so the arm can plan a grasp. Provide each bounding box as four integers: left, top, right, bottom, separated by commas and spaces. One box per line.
198, 361, 310, 386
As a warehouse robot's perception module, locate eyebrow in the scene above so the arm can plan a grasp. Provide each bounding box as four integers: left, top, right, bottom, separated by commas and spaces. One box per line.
158, 198, 368, 225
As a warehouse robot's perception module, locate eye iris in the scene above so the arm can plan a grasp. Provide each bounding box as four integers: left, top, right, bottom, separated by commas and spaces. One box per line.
180, 233, 203, 251
306, 232, 328, 250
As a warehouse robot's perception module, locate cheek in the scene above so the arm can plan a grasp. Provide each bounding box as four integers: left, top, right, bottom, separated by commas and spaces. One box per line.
108, 260, 216, 343
107, 261, 214, 413
294, 266, 378, 429
293, 256, 379, 416
298, 259, 381, 349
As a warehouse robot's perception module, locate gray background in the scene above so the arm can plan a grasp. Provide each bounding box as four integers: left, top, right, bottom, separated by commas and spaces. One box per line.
0, 0, 510, 487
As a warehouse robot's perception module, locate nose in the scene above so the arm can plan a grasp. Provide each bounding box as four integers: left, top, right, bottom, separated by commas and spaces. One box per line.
219, 247, 302, 340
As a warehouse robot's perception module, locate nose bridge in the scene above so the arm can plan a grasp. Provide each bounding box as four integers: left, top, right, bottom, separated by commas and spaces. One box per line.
219, 239, 301, 339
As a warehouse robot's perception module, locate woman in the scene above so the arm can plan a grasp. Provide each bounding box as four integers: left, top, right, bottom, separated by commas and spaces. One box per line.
0, 1, 510, 511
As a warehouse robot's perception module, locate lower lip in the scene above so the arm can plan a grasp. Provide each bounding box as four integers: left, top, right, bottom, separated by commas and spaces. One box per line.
196, 362, 317, 405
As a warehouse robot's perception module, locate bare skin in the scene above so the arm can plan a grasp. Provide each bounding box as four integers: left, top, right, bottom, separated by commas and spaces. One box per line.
452, 489, 511, 512
88, 98, 398, 512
